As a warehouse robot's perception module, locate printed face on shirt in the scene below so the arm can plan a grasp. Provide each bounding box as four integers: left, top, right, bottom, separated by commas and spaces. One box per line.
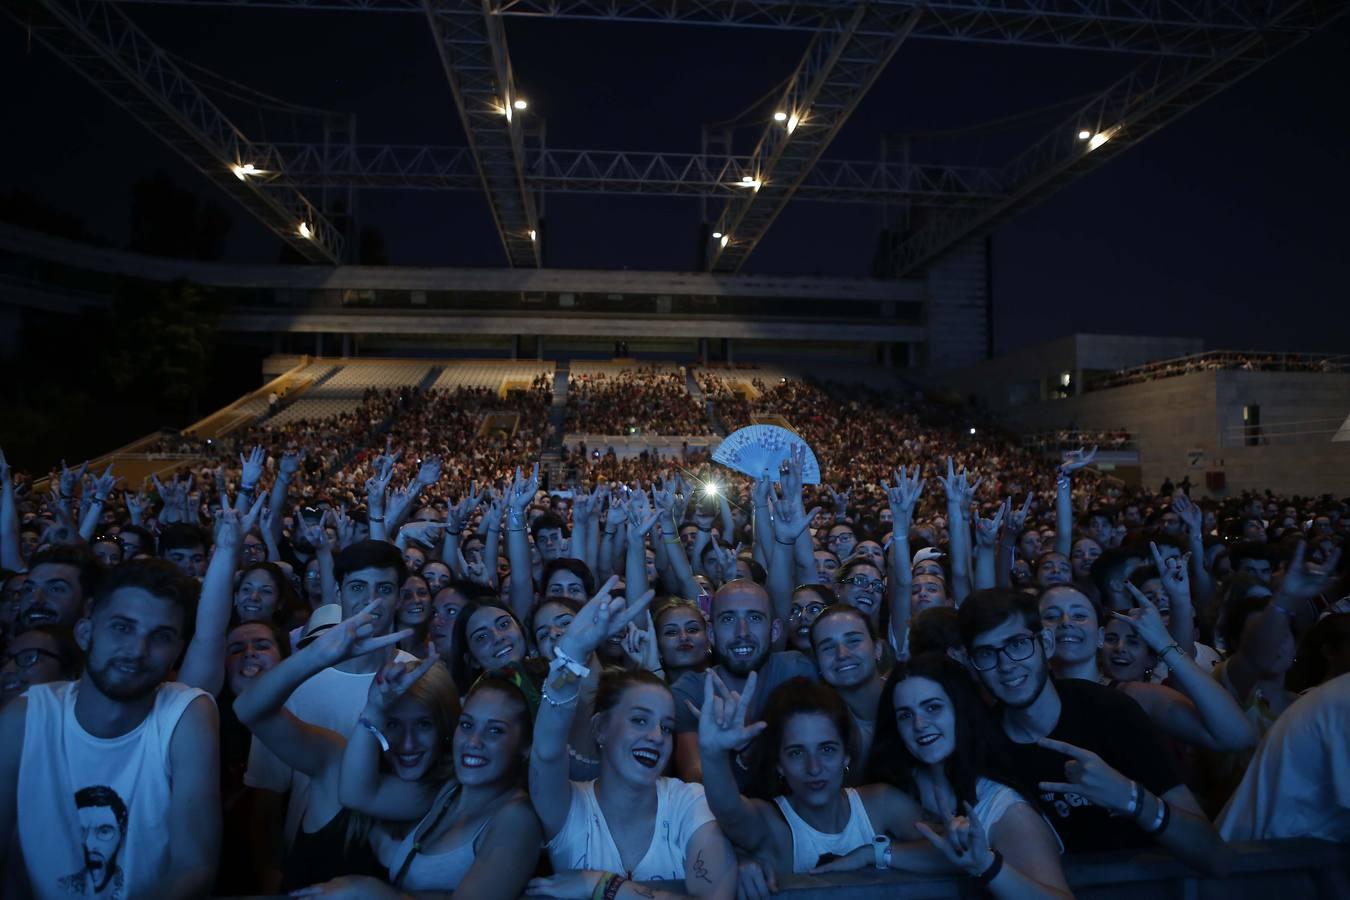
600, 683, 674, 784
339, 566, 400, 631
225, 622, 283, 697
234, 569, 280, 624
1039, 586, 1102, 666
80, 586, 186, 703
19, 562, 83, 630
812, 611, 877, 690
454, 686, 529, 788
777, 712, 849, 804
654, 607, 709, 670
465, 606, 525, 673
77, 802, 125, 891
892, 676, 957, 767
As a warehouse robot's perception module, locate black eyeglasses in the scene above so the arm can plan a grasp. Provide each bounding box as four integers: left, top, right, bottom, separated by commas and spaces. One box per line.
2, 647, 63, 669
840, 575, 884, 594
969, 634, 1038, 671
788, 602, 826, 620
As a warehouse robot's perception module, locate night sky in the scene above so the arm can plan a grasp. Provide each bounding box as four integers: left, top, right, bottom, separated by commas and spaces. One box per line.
2, 7, 1347, 356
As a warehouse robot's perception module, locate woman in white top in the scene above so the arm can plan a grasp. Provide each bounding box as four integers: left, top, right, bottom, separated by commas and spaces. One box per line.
818, 652, 1072, 899
526, 576, 737, 900
695, 672, 925, 875
295, 670, 541, 899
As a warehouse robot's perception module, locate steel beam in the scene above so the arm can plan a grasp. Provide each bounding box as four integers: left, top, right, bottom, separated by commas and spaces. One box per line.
107, 1, 1322, 57
890, 0, 1349, 274
706, 3, 919, 272
423, 0, 541, 266
268, 143, 1003, 206
0, 0, 345, 263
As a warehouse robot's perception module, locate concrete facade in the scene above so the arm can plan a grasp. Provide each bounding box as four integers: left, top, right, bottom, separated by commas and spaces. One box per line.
994, 370, 1350, 497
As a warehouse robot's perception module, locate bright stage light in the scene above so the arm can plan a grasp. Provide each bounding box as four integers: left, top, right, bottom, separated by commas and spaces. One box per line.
1088, 132, 1109, 151
720, 234, 729, 248
513, 99, 528, 110
1077, 130, 1091, 141
712, 231, 723, 239
232, 163, 259, 180
703, 482, 720, 497
773, 111, 787, 122
298, 222, 313, 239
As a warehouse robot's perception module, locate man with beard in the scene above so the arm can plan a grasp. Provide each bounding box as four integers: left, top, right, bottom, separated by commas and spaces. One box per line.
671, 580, 815, 784
810, 604, 884, 776
243, 540, 415, 852
0, 559, 219, 898
957, 589, 1226, 872
18, 544, 102, 632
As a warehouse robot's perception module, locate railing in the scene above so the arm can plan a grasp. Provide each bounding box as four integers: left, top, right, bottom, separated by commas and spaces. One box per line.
1088, 351, 1350, 391
1023, 430, 1136, 453
1220, 416, 1348, 447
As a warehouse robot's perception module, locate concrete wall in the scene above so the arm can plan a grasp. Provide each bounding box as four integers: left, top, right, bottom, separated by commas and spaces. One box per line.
923, 237, 989, 370
996, 370, 1350, 497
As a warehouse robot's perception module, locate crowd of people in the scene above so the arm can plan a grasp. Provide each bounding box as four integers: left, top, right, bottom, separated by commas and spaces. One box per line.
1090, 351, 1347, 391
1, 367, 1348, 900
566, 368, 711, 436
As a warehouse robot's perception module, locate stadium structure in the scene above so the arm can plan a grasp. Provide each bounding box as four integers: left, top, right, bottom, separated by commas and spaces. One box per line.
2, 1, 1348, 496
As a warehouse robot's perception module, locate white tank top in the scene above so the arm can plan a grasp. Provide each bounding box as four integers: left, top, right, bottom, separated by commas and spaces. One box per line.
772, 788, 878, 873
17, 680, 209, 900
369, 782, 493, 891
546, 777, 715, 883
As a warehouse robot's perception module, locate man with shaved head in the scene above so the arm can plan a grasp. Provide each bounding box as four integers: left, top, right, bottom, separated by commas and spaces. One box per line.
669, 579, 817, 785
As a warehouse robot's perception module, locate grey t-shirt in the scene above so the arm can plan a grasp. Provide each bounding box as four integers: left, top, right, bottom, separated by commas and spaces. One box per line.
672, 650, 818, 734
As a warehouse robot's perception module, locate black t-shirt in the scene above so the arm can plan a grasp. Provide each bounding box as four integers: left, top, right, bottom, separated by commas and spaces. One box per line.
1003, 677, 1184, 853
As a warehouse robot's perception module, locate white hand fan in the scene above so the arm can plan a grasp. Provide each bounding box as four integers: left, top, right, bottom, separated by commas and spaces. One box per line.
713, 425, 821, 485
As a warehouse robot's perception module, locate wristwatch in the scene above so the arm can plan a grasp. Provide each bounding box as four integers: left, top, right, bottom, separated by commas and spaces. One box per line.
872, 834, 892, 870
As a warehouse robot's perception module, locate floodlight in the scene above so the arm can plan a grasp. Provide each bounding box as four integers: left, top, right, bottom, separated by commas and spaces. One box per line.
773, 111, 787, 122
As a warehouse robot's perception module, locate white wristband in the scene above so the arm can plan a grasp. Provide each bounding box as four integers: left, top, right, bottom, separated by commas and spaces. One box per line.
550, 646, 591, 679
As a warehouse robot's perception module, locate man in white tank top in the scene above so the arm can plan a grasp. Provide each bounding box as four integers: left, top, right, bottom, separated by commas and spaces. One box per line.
0, 559, 220, 900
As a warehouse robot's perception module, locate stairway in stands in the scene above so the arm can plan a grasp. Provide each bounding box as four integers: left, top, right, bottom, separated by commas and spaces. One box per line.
688, 368, 728, 436
541, 363, 570, 487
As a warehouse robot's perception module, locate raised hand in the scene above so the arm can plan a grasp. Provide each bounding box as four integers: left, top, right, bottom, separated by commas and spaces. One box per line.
572, 487, 595, 523
556, 575, 655, 662
447, 484, 482, 532
708, 539, 739, 584
1117, 583, 1174, 653
914, 801, 995, 877
299, 508, 335, 555
1171, 491, 1203, 537
399, 519, 447, 548
766, 490, 819, 547
507, 463, 539, 516
1276, 540, 1342, 603
331, 504, 359, 549
627, 488, 661, 536
1148, 541, 1190, 603
279, 448, 306, 478
305, 599, 411, 670
882, 465, 925, 532
604, 491, 629, 528
827, 483, 850, 521
1060, 445, 1098, 476
975, 499, 1008, 549
693, 669, 767, 754
365, 649, 441, 713
620, 612, 662, 673
1006, 491, 1034, 534
89, 464, 118, 502
1035, 736, 1136, 815
239, 446, 265, 489
414, 455, 443, 489
58, 459, 88, 500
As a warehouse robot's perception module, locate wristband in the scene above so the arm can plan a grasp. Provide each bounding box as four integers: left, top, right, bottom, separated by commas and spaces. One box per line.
551, 646, 591, 679
872, 834, 892, 869
1158, 643, 1183, 662
593, 872, 625, 900
240, 483, 257, 494
358, 716, 390, 752
974, 849, 1004, 885
664, 538, 682, 546
1123, 780, 1140, 817
369, 516, 385, 523
92, 495, 109, 504
1145, 798, 1170, 834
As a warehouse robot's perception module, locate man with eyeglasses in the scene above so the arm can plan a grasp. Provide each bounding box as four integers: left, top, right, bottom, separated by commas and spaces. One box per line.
957, 589, 1226, 872
1, 627, 79, 708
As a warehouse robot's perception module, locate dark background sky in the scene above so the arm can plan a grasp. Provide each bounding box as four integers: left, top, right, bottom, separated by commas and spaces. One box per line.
2, 7, 1347, 356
